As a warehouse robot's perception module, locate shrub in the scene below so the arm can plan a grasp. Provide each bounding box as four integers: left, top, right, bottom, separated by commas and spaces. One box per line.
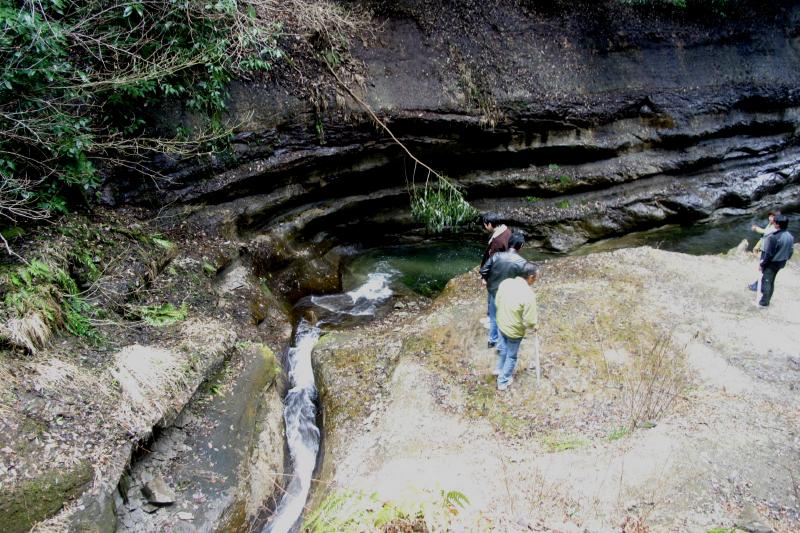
410, 179, 477, 233
621, 332, 688, 429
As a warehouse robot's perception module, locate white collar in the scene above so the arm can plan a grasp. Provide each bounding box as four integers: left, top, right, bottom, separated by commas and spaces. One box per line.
489, 224, 507, 243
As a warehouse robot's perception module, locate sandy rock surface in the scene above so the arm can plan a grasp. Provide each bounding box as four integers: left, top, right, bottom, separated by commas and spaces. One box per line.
318, 246, 800, 532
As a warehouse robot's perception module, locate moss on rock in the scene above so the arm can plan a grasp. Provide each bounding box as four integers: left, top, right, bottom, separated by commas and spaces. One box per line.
0, 462, 93, 533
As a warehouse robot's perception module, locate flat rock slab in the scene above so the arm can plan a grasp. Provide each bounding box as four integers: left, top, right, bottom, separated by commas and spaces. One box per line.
142, 476, 175, 506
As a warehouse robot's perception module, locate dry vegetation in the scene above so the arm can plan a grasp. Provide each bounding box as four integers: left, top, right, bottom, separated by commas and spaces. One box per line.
403, 258, 690, 445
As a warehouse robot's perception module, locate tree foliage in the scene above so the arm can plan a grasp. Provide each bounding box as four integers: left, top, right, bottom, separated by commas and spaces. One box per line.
0, 0, 286, 224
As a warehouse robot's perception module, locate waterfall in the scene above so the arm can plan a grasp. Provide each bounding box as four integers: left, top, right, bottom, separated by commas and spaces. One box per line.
264, 267, 395, 532
263, 321, 320, 533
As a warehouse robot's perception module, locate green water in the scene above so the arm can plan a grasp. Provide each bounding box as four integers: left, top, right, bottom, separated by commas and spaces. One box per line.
577, 212, 800, 256
344, 242, 485, 296
344, 211, 799, 296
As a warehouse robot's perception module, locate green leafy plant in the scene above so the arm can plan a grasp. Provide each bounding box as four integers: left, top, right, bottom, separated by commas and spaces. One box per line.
1, 258, 99, 351
608, 426, 630, 441
526, 196, 542, 203
0, 0, 370, 224
202, 261, 217, 276
410, 178, 477, 234
151, 237, 174, 251
139, 303, 188, 327
556, 199, 570, 209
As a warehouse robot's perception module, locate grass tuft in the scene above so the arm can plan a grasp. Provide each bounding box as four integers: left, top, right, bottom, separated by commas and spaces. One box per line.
139, 303, 188, 327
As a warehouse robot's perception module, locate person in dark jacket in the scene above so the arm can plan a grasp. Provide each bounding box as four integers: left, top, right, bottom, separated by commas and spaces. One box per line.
480, 232, 528, 366
479, 212, 511, 268
478, 212, 512, 348
757, 214, 794, 308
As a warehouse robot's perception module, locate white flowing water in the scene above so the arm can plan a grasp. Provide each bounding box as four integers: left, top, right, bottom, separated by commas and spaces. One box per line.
311, 268, 395, 317
264, 320, 320, 533
264, 268, 395, 532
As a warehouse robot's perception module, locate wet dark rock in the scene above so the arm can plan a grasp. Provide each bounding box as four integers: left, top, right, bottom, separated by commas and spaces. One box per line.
100, 3, 800, 258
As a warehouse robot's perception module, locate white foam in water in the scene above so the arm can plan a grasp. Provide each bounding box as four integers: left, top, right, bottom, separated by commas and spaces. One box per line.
266, 268, 396, 532
310, 266, 396, 317
265, 321, 320, 533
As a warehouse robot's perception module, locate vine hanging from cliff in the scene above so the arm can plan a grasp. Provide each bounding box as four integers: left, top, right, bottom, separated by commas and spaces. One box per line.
324, 61, 477, 233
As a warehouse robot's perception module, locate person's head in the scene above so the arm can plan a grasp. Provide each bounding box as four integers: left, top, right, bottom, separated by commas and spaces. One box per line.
768, 211, 780, 223
481, 212, 502, 231
522, 261, 538, 285
774, 214, 789, 231
508, 232, 525, 251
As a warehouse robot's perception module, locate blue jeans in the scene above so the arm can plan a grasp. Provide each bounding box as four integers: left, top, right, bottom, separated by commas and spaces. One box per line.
487, 292, 499, 345
497, 332, 522, 386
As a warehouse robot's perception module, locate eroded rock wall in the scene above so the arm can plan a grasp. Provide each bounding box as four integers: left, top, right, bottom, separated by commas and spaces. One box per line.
106, 0, 800, 253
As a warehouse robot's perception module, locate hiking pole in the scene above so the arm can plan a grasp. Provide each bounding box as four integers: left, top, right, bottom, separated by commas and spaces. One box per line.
529, 332, 541, 386
756, 270, 761, 306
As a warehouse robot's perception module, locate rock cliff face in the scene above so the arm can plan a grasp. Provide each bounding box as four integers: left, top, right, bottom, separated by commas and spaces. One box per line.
107, 1, 800, 256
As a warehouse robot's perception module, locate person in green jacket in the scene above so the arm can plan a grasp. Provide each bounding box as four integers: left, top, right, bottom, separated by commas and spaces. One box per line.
495, 261, 539, 391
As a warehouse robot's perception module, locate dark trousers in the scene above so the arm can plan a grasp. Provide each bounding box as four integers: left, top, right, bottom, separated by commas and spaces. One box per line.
759, 263, 782, 306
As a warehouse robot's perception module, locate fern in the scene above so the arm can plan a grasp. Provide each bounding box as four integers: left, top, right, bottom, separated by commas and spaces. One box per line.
441, 489, 470, 512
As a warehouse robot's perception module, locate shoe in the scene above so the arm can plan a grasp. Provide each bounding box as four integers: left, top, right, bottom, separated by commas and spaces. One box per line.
497, 377, 513, 391
488, 341, 496, 349
491, 368, 501, 376
757, 303, 769, 309
747, 282, 757, 292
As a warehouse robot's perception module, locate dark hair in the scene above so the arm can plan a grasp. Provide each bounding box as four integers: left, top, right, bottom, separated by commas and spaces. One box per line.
775, 214, 789, 230
768, 211, 780, 217
480, 212, 502, 227
508, 232, 525, 250
522, 261, 538, 279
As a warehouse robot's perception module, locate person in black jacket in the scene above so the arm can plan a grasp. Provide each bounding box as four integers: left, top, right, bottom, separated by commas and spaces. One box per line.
757, 214, 794, 308
480, 232, 527, 353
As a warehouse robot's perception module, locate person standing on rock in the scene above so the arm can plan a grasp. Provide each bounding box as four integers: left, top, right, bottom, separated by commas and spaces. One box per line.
755, 214, 794, 308
495, 261, 539, 391
479, 212, 512, 348
751, 211, 779, 255
480, 231, 527, 364
748, 211, 779, 291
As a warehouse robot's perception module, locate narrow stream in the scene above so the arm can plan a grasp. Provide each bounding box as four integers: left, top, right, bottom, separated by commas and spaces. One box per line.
263, 321, 320, 533
263, 269, 396, 533
263, 209, 798, 530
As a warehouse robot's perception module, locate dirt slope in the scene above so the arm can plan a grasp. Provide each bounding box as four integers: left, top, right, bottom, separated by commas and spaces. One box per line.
316, 245, 800, 532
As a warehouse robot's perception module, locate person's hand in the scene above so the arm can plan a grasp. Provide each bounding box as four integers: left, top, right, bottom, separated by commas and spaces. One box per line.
481, 278, 487, 287
751, 224, 759, 231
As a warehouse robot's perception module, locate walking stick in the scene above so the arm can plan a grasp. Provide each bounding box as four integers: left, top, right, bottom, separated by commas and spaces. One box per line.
529, 332, 541, 386
755, 269, 761, 306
